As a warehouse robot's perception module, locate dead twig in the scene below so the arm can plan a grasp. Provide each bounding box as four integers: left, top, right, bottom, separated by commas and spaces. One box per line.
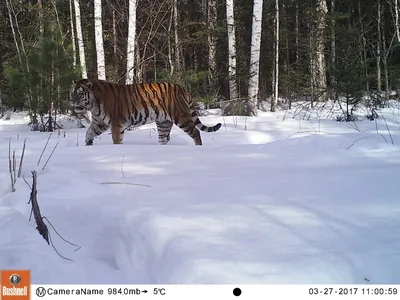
285, 130, 332, 139
346, 134, 388, 150
8, 137, 11, 173
100, 181, 151, 187
42, 141, 60, 170
43, 216, 79, 248
9, 138, 15, 192
12, 150, 16, 185
37, 133, 52, 166
18, 138, 26, 178
380, 114, 395, 146
121, 156, 126, 179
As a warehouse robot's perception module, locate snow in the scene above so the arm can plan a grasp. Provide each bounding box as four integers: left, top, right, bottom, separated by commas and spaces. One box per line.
1, 103, 400, 284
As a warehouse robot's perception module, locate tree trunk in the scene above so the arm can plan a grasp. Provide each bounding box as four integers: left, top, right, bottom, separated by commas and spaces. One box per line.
94, 0, 106, 80
226, 0, 238, 103
395, 0, 400, 42
311, 0, 328, 102
6, 0, 35, 121
168, 6, 174, 76
112, 6, 117, 79
358, 0, 369, 93
126, 0, 138, 84
376, 0, 382, 92
173, 0, 181, 75
330, 0, 336, 99
294, 1, 298, 107
5, 0, 22, 66
271, 0, 279, 112
74, 0, 87, 79
207, 0, 217, 89
0, 89, 3, 118
247, 0, 264, 116
37, 0, 43, 34
381, 8, 390, 103
69, 0, 77, 67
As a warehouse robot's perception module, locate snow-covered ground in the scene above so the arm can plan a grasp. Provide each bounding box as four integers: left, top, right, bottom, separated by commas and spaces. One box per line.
1, 103, 400, 284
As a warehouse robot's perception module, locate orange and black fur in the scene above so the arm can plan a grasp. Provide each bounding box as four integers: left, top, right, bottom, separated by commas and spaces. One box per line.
70, 79, 221, 146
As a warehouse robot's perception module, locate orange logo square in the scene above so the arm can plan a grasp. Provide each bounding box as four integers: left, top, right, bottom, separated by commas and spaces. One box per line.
1, 270, 30, 300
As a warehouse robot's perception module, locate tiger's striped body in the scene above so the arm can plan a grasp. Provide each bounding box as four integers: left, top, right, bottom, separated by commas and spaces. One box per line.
70, 79, 221, 146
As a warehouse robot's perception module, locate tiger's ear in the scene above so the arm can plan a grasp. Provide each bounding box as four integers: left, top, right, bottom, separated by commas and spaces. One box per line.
72, 80, 77, 85
85, 81, 93, 89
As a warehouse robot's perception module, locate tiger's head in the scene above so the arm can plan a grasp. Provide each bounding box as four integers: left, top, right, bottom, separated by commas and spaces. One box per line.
70, 80, 95, 114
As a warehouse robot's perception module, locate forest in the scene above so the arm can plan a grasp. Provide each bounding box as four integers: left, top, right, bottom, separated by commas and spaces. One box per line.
1, 0, 400, 130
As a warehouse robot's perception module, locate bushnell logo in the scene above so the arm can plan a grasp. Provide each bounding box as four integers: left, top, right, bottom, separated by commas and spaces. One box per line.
1, 270, 30, 299
9, 274, 21, 286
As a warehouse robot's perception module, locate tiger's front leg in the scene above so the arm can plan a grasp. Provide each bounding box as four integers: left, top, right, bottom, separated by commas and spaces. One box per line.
85, 121, 110, 146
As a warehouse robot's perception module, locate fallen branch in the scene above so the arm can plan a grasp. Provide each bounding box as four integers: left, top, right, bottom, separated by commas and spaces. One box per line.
28, 171, 49, 244
100, 181, 151, 187
26, 171, 80, 261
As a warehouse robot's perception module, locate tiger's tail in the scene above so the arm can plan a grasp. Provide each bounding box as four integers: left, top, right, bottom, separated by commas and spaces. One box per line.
194, 117, 222, 132
187, 96, 222, 133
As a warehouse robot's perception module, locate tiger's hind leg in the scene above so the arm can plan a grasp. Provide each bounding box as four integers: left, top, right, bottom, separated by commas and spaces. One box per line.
85, 120, 110, 146
176, 118, 202, 145
156, 120, 173, 145
111, 122, 125, 144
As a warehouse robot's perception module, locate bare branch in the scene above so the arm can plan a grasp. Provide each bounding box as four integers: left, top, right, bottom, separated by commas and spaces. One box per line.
100, 181, 151, 187
18, 138, 27, 178
42, 141, 60, 170
37, 133, 52, 166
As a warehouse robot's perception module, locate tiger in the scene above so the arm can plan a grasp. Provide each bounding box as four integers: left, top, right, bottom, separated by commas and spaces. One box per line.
70, 78, 222, 146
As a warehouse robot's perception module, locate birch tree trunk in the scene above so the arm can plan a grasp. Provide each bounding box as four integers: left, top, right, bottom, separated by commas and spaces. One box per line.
358, 0, 369, 92
311, 0, 327, 101
5, 0, 22, 66
6, 0, 34, 120
376, 0, 382, 92
381, 11, 391, 103
0, 89, 2, 118
395, 0, 400, 42
271, 0, 279, 112
226, 0, 238, 103
37, 0, 43, 34
94, 0, 106, 80
112, 7, 118, 79
74, 0, 87, 79
126, 0, 138, 84
168, 7, 174, 76
294, 2, 299, 107
173, 0, 181, 74
207, 0, 217, 88
330, 0, 336, 99
69, 0, 76, 67
247, 0, 264, 115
